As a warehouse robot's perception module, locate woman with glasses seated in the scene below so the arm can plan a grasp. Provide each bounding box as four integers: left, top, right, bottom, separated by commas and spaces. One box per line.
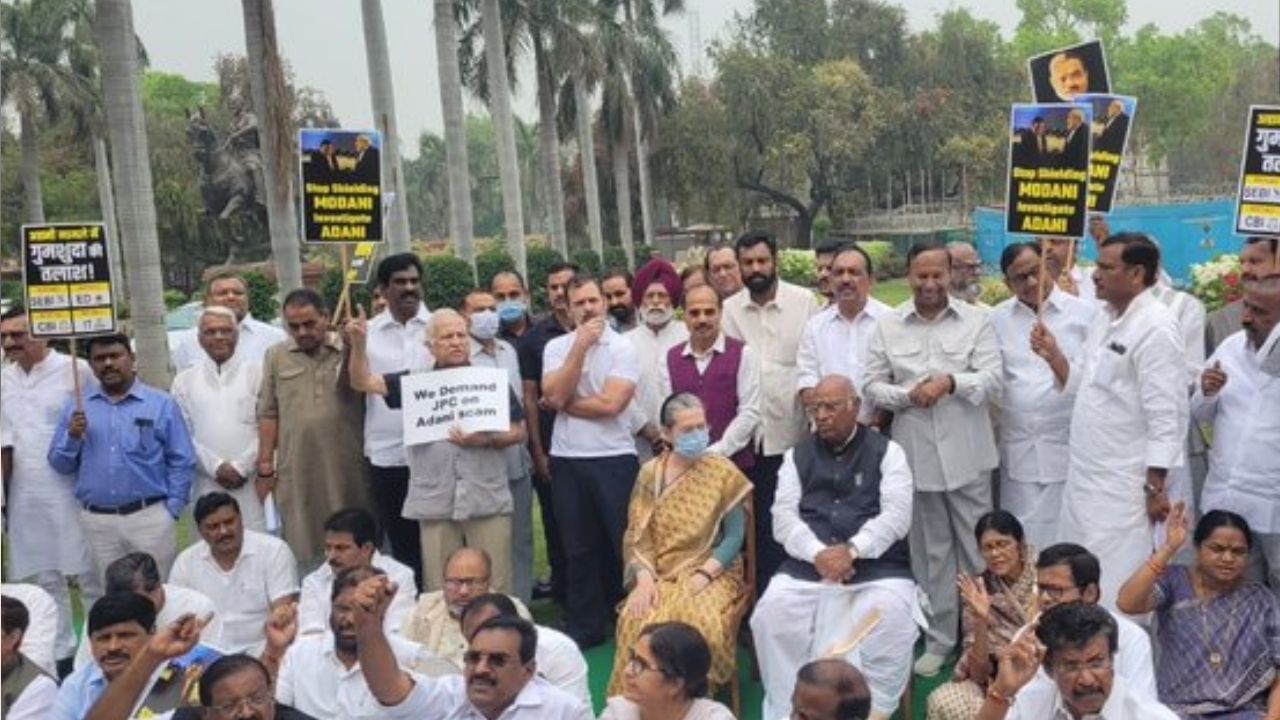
606, 394, 751, 696
926, 511, 1037, 720
1118, 505, 1280, 719
601, 622, 734, 720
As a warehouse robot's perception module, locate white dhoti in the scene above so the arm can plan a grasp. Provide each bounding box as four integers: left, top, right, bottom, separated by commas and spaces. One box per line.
998, 477, 1063, 551
750, 574, 923, 719
1059, 468, 1153, 611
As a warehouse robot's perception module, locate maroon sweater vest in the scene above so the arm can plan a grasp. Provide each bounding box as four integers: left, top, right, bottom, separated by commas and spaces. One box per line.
666, 336, 756, 470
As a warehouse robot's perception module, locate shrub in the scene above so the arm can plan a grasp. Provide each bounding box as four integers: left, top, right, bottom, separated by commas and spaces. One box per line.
163, 289, 189, 310
979, 276, 1012, 305
319, 267, 373, 317
524, 245, 566, 312
603, 246, 629, 271
476, 246, 516, 290
778, 248, 817, 287
242, 271, 279, 322
423, 254, 476, 310
570, 247, 602, 275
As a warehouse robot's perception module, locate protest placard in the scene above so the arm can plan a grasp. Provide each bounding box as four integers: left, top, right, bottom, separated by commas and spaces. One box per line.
345, 242, 381, 286
299, 128, 383, 243
400, 367, 511, 446
1234, 105, 1280, 236
1029, 39, 1111, 103
21, 222, 117, 338
1078, 93, 1136, 213
1006, 103, 1093, 238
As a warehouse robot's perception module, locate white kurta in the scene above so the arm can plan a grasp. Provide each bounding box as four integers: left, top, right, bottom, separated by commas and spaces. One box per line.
796, 299, 890, 422
0, 352, 96, 578
1058, 289, 1188, 609
170, 355, 265, 530
624, 321, 688, 459
171, 315, 286, 373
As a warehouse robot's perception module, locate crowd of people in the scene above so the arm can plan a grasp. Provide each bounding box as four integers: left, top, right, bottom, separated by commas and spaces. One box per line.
1, 220, 1278, 720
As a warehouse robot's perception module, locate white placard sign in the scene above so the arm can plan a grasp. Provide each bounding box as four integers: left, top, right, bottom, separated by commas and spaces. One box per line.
401, 366, 510, 446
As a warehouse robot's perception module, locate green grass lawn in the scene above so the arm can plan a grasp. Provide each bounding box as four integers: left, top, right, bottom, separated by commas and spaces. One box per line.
872, 277, 912, 307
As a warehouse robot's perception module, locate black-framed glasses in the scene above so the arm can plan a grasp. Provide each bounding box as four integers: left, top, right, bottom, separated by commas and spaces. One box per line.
211, 689, 273, 716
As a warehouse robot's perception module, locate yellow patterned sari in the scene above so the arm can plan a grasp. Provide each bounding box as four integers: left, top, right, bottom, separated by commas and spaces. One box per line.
607, 453, 753, 694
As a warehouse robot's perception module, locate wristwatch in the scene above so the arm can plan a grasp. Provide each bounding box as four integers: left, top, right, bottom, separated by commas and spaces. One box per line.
1142, 482, 1163, 498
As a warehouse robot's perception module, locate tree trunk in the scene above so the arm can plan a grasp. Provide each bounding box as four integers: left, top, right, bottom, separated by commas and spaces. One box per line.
533, 37, 567, 256
794, 210, 814, 249
481, 0, 526, 278
19, 109, 45, 224
360, 0, 412, 253
575, 76, 604, 258
611, 133, 635, 270
241, 0, 302, 292
625, 80, 656, 249
433, 0, 474, 268
95, 0, 170, 386
93, 131, 127, 304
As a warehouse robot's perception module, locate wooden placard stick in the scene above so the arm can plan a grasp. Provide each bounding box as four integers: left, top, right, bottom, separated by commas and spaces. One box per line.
332, 245, 352, 324
70, 338, 83, 413
1036, 238, 1050, 321
822, 606, 883, 659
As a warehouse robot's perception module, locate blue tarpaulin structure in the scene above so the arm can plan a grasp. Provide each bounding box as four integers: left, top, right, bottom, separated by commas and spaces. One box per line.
974, 199, 1239, 287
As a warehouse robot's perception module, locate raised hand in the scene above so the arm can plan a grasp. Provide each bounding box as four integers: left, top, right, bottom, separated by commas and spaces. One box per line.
1200, 362, 1227, 397
351, 575, 398, 628
990, 628, 1043, 698
147, 613, 209, 660
1163, 501, 1189, 553
263, 601, 298, 654
957, 574, 992, 622
344, 304, 369, 347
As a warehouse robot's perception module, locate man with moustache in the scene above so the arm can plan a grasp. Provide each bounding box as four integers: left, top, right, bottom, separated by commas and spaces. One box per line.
1206, 237, 1280, 353
722, 230, 820, 594
814, 239, 849, 303
1, 306, 98, 675
1047, 51, 1090, 102
601, 269, 638, 333
541, 275, 640, 648
864, 244, 1001, 677
946, 242, 986, 308
168, 492, 299, 655
171, 272, 287, 373
626, 259, 689, 460
360, 253, 432, 587
704, 244, 744, 300
48, 333, 195, 585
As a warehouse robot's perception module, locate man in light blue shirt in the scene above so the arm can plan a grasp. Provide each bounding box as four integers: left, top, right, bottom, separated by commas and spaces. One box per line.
48, 333, 195, 580
53, 593, 154, 720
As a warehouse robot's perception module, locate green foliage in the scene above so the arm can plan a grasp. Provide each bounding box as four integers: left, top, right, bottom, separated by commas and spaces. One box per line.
979, 276, 1012, 306
318, 267, 373, 317
423, 255, 476, 311
857, 241, 907, 280
242, 271, 279, 322
777, 249, 817, 287
163, 289, 189, 310
569, 248, 602, 275
603, 246, 630, 270
525, 245, 565, 312
476, 245, 516, 290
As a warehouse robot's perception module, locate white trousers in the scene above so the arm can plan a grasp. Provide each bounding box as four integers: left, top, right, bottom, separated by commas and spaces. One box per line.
79, 503, 177, 583
999, 479, 1063, 551
750, 574, 921, 718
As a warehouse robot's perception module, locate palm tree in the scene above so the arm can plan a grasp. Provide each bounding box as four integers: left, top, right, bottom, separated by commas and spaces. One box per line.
95, 0, 170, 385
479, 0, 527, 277
360, 0, 412, 253
567, 30, 606, 257
434, 0, 476, 268
241, 0, 302, 291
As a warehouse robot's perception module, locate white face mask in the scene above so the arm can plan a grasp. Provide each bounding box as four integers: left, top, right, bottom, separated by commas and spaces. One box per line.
469, 310, 499, 341
644, 306, 674, 327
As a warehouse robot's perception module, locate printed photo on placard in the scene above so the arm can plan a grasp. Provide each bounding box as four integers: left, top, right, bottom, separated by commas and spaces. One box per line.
21, 222, 118, 338
299, 128, 383, 242
1234, 105, 1280, 237
1078, 93, 1137, 212
1029, 39, 1110, 103
1006, 103, 1093, 238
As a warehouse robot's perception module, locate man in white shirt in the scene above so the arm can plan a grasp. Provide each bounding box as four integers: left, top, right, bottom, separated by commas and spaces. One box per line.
170, 272, 286, 372
352, 574, 591, 720
946, 241, 986, 307
751, 376, 922, 720
722, 231, 820, 594
704, 244, 743, 300
168, 492, 299, 654
2, 596, 58, 719
797, 245, 891, 426
864, 244, 1002, 676
1032, 233, 1188, 610
655, 285, 760, 470
74, 552, 224, 670
990, 243, 1096, 548
1196, 277, 1280, 587
361, 253, 432, 589
975, 603, 1177, 720
460, 593, 591, 706
626, 259, 690, 460
171, 306, 265, 531
0, 584, 57, 676
299, 509, 417, 637
1, 307, 98, 672
602, 269, 638, 333
541, 275, 640, 648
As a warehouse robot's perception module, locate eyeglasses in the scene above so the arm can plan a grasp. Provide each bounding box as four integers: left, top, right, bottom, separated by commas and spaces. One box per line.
1056, 656, 1112, 676
211, 689, 273, 715
624, 651, 667, 677
444, 577, 490, 591
464, 650, 515, 669
804, 399, 854, 418
1037, 584, 1078, 601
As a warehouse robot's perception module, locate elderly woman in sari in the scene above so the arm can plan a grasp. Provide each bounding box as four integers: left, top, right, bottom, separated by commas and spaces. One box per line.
1118, 505, 1280, 719
607, 393, 752, 696
926, 510, 1038, 720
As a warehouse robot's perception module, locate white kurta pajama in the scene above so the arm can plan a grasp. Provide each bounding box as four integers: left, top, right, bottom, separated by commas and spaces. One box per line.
1058, 288, 1188, 610
0, 352, 98, 660
170, 355, 266, 531
1149, 284, 1206, 548
625, 321, 688, 461
990, 290, 1096, 548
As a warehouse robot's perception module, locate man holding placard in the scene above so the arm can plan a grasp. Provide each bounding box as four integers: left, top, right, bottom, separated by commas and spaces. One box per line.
346, 307, 526, 595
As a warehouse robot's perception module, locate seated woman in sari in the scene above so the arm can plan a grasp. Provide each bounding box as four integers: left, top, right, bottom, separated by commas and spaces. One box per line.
925, 510, 1038, 720
1118, 505, 1280, 719
607, 393, 752, 696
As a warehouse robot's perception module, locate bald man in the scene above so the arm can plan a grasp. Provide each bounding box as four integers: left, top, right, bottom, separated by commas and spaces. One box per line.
791, 659, 873, 720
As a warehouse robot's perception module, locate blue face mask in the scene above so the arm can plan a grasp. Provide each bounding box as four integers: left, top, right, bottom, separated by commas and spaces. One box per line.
673, 428, 710, 459
497, 300, 526, 325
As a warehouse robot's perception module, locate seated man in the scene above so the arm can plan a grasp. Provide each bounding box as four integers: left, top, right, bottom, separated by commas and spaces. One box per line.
750, 375, 922, 720
169, 492, 299, 654
975, 603, 1179, 719
2, 596, 58, 719
351, 574, 592, 719
790, 658, 873, 720
75, 552, 223, 669
298, 509, 417, 636
460, 593, 591, 706
403, 547, 530, 669
0, 583, 57, 675
1032, 543, 1156, 698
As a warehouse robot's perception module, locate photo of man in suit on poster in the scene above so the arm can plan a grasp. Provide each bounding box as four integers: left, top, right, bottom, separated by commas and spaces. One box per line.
1093, 98, 1131, 155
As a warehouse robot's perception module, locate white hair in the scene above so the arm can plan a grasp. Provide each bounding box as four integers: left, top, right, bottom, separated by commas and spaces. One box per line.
425, 308, 466, 342
198, 305, 239, 330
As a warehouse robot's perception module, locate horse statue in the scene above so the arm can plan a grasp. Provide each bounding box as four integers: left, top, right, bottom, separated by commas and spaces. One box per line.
186, 107, 268, 263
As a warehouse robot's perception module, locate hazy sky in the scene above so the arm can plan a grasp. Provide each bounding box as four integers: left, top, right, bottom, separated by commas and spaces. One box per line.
132, 0, 1279, 158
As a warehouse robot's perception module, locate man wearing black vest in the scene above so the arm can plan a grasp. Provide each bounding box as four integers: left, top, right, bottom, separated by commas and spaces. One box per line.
750, 375, 922, 720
